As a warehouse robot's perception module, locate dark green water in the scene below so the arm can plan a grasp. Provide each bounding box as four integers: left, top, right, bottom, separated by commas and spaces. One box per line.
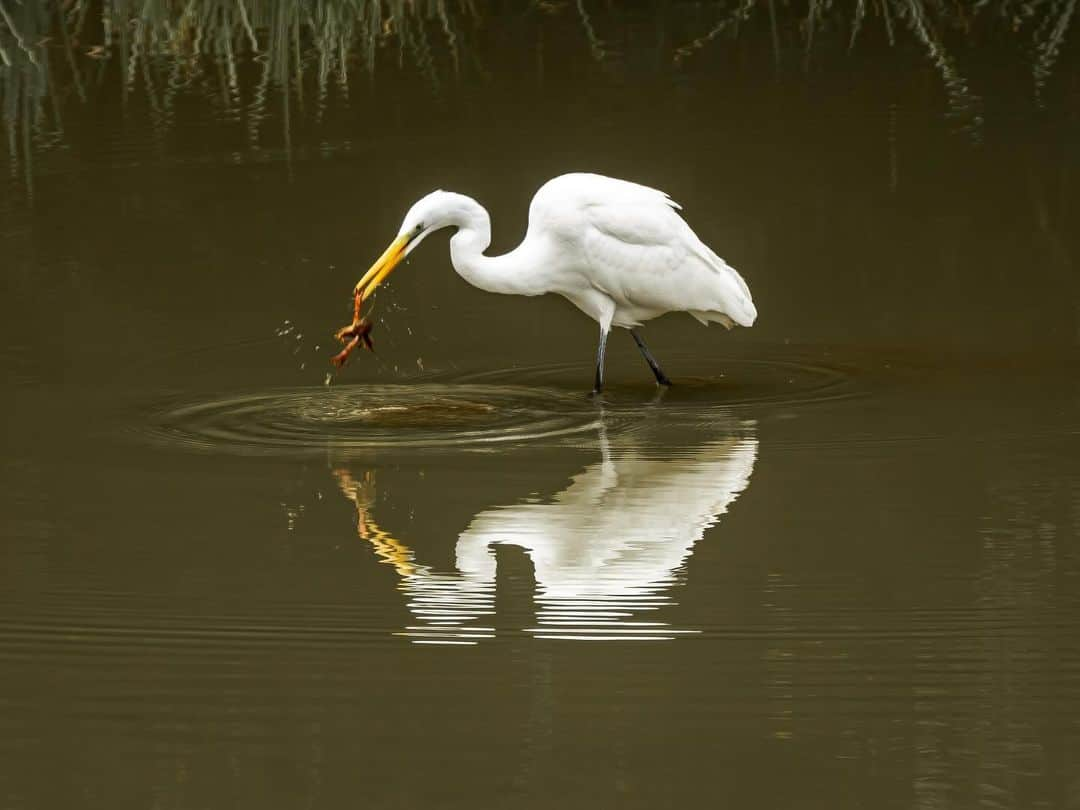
2, 2, 1079, 808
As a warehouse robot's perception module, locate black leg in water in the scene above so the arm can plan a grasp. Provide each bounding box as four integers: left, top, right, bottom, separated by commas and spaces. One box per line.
631, 329, 673, 386
592, 327, 609, 394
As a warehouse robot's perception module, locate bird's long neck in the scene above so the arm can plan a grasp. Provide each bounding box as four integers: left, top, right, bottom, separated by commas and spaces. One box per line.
448, 196, 543, 297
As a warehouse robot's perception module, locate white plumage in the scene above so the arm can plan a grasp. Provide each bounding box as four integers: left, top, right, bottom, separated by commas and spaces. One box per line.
522, 173, 757, 329
350, 172, 757, 390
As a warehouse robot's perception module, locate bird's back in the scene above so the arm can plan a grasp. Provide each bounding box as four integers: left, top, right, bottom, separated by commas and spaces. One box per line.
527, 173, 682, 241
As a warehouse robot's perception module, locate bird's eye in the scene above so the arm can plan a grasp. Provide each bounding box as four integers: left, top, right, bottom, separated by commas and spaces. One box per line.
414, 223, 424, 234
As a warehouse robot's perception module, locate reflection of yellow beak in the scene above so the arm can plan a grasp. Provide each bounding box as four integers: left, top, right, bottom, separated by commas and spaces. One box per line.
352, 233, 411, 303
332, 468, 417, 579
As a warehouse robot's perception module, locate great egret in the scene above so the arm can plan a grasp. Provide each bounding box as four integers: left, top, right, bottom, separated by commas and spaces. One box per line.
337, 173, 757, 391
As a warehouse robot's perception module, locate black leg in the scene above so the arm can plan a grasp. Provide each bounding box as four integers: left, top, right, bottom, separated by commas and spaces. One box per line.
592, 328, 609, 394
631, 330, 672, 386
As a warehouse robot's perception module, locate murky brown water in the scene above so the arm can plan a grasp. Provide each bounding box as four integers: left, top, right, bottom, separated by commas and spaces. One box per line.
3, 2, 1080, 808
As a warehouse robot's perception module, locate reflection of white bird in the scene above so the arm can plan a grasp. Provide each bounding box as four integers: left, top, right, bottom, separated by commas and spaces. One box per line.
344, 173, 757, 392
335, 426, 757, 643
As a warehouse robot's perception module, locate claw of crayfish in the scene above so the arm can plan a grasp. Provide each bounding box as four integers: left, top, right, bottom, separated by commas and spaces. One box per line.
330, 317, 375, 368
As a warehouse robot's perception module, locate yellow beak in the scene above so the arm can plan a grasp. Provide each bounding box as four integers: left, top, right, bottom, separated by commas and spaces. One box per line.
352, 233, 411, 303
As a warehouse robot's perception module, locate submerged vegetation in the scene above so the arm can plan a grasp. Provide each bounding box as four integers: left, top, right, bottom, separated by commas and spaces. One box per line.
1, 0, 1076, 192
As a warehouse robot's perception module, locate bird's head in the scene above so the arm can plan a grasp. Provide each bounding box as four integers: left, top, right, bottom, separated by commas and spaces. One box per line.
352, 191, 476, 303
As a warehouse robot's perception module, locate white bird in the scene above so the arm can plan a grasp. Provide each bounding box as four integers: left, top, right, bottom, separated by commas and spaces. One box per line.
343, 172, 757, 392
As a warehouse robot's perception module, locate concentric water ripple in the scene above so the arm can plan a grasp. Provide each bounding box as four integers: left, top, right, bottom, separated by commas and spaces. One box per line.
133, 357, 860, 456
458, 356, 861, 410
138, 384, 602, 455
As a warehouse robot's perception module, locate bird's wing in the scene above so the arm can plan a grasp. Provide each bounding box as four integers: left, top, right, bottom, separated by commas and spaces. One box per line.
531, 174, 691, 274
579, 198, 694, 286
529, 173, 756, 326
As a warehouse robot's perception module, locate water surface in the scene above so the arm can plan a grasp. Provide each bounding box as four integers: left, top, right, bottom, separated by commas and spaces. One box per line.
2, 2, 1079, 808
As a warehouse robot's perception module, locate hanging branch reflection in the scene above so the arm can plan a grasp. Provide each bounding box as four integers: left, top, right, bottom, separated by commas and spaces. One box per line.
2, 0, 1075, 196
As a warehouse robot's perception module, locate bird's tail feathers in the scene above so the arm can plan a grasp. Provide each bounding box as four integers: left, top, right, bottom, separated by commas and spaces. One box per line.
694, 245, 757, 327
690, 311, 736, 329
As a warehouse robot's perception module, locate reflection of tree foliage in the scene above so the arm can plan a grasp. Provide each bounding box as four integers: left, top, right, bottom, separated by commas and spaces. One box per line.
673, 0, 1073, 138
1032, 0, 1076, 101
1, 0, 1076, 189
1, 1, 54, 197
